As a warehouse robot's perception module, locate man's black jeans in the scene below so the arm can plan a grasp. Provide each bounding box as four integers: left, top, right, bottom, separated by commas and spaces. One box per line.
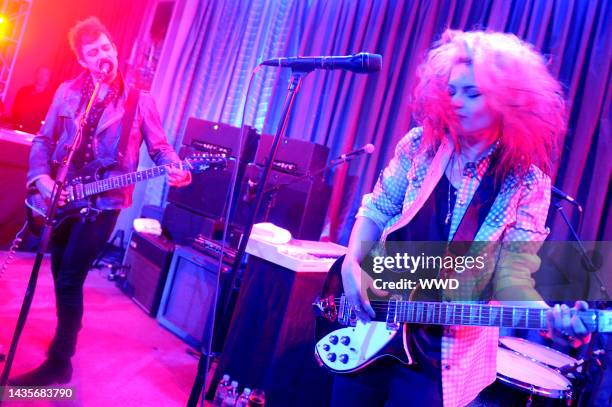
47, 209, 119, 361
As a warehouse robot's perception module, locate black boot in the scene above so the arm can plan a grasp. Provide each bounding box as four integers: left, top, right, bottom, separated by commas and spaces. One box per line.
8, 357, 72, 386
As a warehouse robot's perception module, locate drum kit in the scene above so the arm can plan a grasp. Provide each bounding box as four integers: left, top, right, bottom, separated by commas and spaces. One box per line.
473, 336, 605, 407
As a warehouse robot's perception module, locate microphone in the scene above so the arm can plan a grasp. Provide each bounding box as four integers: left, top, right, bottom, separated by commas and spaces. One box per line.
260, 53, 382, 73
558, 359, 583, 375
552, 186, 582, 212
98, 59, 114, 76
558, 350, 605, 375
332, 144, 375, 163
243, 177, 260, 203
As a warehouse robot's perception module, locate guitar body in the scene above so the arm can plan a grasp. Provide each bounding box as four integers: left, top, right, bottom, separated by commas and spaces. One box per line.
314, 256, 411, 373
25, 160, 111, 236
314, 257, 612, 374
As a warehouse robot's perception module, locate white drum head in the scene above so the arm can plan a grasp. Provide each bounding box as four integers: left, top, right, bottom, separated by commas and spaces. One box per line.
500, 336, 577, 368
497, 348, 571, 397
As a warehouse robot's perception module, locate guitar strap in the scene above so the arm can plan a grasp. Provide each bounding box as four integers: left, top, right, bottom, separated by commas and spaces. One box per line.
117, 87, 140, 167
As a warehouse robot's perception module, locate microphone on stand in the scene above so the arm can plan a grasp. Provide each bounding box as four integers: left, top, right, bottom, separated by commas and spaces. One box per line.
260, 53, 382, 73
331, 144, 375, 164
243, 177, 259, 203
558, 349, 605, 375
552, 186, 583, 212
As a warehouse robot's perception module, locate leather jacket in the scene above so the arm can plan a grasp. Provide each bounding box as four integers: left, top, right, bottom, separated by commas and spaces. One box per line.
27, 72, 179, 209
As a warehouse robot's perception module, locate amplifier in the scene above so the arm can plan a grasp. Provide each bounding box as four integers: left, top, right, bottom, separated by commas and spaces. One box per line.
162, 202, 220, 245
192, 234, 238, 264
162, 201, 243, 248
255, 134, 329, 177
167, 145, 245, 221
0, 129, 32, 248
157, 245, 234, 351
182, 118, 259, 162
235, 163, 332, 240
121, 231, 175, 316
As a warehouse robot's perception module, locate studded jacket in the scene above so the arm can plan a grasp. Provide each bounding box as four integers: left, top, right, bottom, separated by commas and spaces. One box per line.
27, 72, 179, 209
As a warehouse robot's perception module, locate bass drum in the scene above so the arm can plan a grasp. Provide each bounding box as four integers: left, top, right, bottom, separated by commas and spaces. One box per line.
470, 348, 573, 406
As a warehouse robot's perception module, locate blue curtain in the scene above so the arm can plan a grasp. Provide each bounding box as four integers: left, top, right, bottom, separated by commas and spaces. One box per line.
150, 0, 609, 245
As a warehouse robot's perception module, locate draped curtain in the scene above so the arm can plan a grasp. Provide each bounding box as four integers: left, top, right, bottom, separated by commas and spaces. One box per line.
151, 0, 610, 244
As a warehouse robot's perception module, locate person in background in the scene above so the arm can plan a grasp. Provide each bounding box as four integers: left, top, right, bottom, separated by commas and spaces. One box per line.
8, 66, 54, 134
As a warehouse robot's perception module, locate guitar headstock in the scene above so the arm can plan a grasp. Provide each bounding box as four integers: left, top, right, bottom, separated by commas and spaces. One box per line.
184, 153, 228, 173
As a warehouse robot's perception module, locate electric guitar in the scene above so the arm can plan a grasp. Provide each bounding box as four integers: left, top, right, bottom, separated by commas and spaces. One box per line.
25, 153, 226, 236
313, 256, 612, 373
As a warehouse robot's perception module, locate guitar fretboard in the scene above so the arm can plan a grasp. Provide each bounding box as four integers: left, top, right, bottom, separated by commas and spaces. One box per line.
391, 301, 562, 330
83, 163, 179, 197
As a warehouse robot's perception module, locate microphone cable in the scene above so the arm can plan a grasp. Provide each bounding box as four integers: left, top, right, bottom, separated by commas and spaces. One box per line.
0, 220, 29, 280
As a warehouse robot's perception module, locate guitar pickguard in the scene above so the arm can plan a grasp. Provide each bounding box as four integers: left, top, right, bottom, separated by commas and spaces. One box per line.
315, 321, 409, 373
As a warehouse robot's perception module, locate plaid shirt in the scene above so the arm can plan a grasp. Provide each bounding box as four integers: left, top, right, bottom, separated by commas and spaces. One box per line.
357, 127, 551, 407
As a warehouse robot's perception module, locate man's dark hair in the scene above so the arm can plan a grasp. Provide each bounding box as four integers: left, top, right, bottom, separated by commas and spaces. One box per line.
68, 16, 113, 60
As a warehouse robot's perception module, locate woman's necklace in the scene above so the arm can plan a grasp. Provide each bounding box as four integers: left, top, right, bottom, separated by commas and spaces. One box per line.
445, 180, 452, 225
445, 154, 461, 225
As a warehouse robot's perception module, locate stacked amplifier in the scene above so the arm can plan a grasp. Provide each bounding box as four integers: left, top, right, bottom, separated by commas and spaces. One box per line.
165, 119, 259, 246
123, 118, 332, 349
164, 118, 332, 243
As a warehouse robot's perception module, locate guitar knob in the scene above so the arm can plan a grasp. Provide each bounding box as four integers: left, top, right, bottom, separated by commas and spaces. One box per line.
329, 335, 338, 345
322, 344, 330, 352
327, 353, 336, 362
339, 354, 349, 364
340, 336, 350, 345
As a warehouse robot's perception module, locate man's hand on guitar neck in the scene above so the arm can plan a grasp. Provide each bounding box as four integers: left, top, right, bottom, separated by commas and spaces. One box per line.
36, 175, 68, 206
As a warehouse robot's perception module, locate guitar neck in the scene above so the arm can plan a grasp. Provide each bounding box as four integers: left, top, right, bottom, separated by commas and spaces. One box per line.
393, 301, 600, 332
83, 161, 182, 196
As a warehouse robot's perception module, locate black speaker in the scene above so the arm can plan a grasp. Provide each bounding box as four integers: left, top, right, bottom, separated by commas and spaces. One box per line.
121, 231, 175, 316
162, 202, 220, 245
157, 245, 233, 350
255, 134, 329, 176
235, 164, 332, 240
168, 119, 258, 221
162, 201, 244, 248
182, 118, 259, 162
167, 145, 240, 219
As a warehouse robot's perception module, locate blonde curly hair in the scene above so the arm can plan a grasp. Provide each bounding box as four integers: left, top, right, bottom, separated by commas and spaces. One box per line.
413, 29, 566, 180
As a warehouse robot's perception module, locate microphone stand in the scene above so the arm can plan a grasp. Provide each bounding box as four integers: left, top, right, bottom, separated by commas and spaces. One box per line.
186, 69, 309, 407
551, 199, 608, 300
0, 74, 106, 394
551, 198, 609, 406
259, 153, 368, 222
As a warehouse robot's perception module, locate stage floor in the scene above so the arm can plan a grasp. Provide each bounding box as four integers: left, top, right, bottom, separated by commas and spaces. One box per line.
0, 252, 201, 406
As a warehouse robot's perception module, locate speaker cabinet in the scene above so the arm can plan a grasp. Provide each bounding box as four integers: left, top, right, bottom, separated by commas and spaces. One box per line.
167, 146, 241, 219
162, 202, 219, 245
121, 231, 175, 316
255, 134, 329, 176
235, 164, 332, 240
182, 118, 259, 163
157, 246, 231, 349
